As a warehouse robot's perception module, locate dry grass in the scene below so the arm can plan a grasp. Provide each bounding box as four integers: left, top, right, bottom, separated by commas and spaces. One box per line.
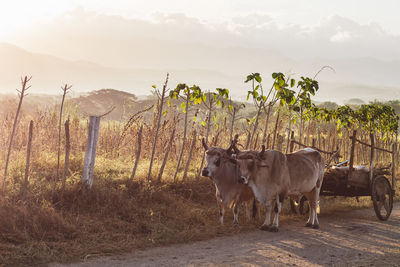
0, 158, 264, 266
1, 161, 398, 266
1, 102, 399, 266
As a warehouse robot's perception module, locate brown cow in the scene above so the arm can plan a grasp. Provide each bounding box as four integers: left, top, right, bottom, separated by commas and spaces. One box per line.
236, 146, 324, 231
201, 139, 256, 226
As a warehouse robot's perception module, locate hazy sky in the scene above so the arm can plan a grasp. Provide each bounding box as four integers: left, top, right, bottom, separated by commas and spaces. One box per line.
1, 0, 399, 102
1, 0, 400, 37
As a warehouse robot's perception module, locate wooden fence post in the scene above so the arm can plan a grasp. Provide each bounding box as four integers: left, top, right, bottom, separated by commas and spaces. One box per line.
289, 131, 295, 153
130, 124, 143, 182
183, 130, 197, 181
392, 143, 396, 191
347, 130, 357, 187
82, 116, 100, 188
369, 133, 375, 183
272, 110, 280, 150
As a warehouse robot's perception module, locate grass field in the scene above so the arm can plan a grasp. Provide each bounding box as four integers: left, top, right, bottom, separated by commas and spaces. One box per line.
1, 151, 398, 266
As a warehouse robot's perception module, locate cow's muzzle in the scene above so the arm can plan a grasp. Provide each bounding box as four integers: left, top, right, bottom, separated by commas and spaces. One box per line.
202, 168, 209, 177
238, 176, 249, 185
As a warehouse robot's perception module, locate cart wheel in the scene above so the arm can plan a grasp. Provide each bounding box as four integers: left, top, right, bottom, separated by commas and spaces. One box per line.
372, 175, 393, 221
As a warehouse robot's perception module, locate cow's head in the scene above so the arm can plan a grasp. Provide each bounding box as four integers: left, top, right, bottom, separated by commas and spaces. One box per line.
201, 137, 238, 178
236, 145, 267, 185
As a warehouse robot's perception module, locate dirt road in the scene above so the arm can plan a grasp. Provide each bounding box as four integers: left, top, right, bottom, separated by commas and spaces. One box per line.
51, 202, 400, 266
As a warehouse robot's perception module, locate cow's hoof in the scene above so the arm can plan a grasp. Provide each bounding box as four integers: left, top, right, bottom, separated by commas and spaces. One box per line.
233, 222, 239, 228
259, 224, 270, 231
305, 222, 312, 228
269, 226, 279, 232
312, 224, 320, 229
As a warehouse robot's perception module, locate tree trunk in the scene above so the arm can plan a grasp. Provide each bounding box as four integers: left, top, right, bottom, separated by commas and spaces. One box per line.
285, 113, 292, 153
272, 109, 280, 150
147, 74, 169, 181
130, 124, 143, 181
317, 122, 321, 149
183, 130, 197, 181
299, 109, 304, 147
248, 106, 262, 149
261, 104, 272, 145
253, 132, 260, 150
197, 109, 212, 181
173, 96, 190, 182
229, 108, 237, 144
62, 119, 70, 191
2, 76, 30, 194
22, 120, 33, 198
56, 84, 71, 186
158, 128, 176, 182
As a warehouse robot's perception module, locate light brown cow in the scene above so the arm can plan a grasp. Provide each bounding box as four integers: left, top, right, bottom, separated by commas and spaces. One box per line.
201, 139, 256, 226
236, 146, 324, 231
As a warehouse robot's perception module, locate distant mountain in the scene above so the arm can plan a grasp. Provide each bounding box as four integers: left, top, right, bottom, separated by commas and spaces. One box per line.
68, 89, 138, 120
0, 43, 239, 97
0, 89, 142, 120
1, 42, 400, 104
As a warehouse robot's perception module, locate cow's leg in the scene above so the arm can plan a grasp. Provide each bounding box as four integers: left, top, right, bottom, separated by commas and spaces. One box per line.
311, 187, 320, 229
217, 200, 225, 225
270, 194, 282, 232
233, 202, 239, 227
303, 192, 313, 227
260, 200, 273, 231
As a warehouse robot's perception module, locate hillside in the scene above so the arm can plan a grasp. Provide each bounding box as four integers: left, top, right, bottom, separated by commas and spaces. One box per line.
1, 42, 400, 104
0, 89, 143, 121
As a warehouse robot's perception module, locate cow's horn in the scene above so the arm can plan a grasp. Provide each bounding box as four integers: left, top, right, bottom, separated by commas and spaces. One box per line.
202, 138, 208, 150
259, 145, 265, 158
233, 134, 241, 154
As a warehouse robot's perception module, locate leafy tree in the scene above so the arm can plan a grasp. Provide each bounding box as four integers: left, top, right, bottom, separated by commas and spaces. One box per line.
245, 73, 266, 149
169, 83, 203, 182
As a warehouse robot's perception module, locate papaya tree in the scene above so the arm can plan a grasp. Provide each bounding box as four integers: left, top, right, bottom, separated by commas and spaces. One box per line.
169, 83, 203, 182
147, 74, 169, 181
245, 73, 266, 149
295, 76, 319, 145
270, 72, 296, 153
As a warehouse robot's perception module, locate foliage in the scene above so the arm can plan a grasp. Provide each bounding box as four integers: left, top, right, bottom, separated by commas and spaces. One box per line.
168, 83, 203, 113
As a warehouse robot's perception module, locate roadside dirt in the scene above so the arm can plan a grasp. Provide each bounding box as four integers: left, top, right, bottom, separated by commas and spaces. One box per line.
51, 202, 400, 266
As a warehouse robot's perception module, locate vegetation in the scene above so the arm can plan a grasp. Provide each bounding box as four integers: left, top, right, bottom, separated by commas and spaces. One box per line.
0, 72, 399, 266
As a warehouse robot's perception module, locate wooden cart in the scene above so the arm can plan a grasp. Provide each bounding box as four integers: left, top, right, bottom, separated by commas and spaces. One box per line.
290, 130, 397, 221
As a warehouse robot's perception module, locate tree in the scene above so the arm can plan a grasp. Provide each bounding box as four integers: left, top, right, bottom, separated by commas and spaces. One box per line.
169, 83, 203, 182
2, 76, 31, 195
147, 74, 169, 181
245, 73, 266, 149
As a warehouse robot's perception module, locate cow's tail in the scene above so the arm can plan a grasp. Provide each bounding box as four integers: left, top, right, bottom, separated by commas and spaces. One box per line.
252, 198, 257, 219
